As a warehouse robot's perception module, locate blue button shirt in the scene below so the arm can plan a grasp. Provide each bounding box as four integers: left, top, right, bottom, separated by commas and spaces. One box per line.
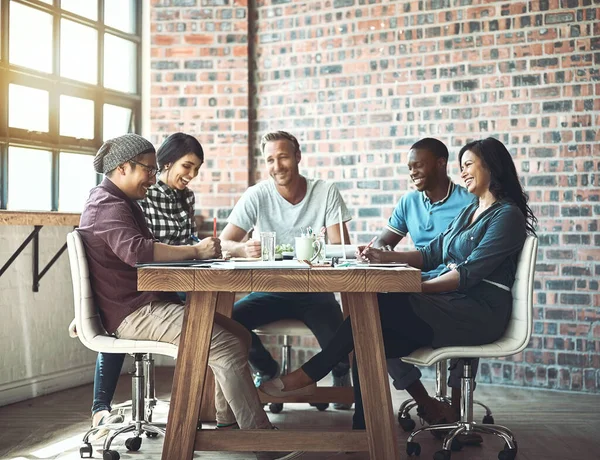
387, 181, 473, 278
419, 199, 526, 292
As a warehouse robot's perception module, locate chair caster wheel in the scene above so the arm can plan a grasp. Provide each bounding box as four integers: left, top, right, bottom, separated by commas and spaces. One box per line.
79, 442, 93, 458
498, 448, 517, 460
145, 430, 159, 438
482, 414, 494, 424
499, 441, 518, 459
398, 416, 416, 432
269, 403, 284, 413
433, 449, 452, 460
311, 403, 329, 411
125, 436, 142, 452
406, 441, 421, 456
450, 438, 463, 451
103, 450, 120, 460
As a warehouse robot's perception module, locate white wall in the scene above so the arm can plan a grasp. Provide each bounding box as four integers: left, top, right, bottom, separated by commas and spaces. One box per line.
0, 226, 96, 407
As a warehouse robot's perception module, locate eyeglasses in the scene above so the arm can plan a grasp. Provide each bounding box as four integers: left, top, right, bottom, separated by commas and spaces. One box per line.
129, 160, 158, 177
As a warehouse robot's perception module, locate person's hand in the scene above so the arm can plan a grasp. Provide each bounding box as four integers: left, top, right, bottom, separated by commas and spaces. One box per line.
194, 237, 222, 259
356, 246, 387, 264
245, 239, 261, 258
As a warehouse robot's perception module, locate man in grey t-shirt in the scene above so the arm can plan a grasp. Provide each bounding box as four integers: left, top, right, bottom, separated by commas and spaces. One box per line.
221, 131, 352, 409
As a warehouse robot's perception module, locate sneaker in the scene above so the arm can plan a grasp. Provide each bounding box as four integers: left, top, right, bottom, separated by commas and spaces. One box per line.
89, 413, 125, 441
253, 362, 280, 388
332, 372, 352, 410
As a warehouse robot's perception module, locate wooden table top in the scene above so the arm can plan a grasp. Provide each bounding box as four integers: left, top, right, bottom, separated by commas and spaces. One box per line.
138, 265, 422, 293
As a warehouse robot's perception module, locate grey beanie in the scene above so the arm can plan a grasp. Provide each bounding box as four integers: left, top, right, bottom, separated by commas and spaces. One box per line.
93, 133, 155, 174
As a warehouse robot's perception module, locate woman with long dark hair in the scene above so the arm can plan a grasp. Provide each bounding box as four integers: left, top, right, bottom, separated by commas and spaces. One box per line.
261, 137, 537, 430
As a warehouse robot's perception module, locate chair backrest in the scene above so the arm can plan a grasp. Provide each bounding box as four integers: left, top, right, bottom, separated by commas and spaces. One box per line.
497, 235, 538, 354
67, 230, 110, 351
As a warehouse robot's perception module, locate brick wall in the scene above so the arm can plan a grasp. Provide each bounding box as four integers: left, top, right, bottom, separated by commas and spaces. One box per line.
150, 0, 251, 230
150, 0, 599, 393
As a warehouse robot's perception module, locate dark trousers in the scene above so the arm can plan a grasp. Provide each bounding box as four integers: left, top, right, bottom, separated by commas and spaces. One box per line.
301, 293, 435, 429
232, 292, 350, 377
92, 352, 126, 414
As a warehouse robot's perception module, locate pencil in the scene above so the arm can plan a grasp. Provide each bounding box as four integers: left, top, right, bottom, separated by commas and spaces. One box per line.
213, 217, 217, 238
360, 236, 377, 257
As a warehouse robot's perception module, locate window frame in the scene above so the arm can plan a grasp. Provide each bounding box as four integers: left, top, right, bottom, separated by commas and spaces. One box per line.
0, 0, 143, 211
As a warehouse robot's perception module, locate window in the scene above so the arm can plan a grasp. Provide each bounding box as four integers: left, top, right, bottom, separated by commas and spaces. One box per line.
0, 0, 142, 211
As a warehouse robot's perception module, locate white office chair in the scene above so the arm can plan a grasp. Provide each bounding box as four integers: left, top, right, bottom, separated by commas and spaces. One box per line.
67, 231, 178, 460
403, 235, 538, 460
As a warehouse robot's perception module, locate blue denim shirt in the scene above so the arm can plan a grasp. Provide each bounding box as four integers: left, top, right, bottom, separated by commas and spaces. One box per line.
419, 199, 526, 293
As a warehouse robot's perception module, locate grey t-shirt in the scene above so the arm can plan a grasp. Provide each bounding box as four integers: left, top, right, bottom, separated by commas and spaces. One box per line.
227, 177, 352, 245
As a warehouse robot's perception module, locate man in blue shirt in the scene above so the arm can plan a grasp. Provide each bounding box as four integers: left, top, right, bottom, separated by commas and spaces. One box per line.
373, 138, 481, 443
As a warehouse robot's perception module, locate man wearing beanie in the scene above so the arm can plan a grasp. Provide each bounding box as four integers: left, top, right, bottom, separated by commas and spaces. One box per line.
78, 133, 274, 432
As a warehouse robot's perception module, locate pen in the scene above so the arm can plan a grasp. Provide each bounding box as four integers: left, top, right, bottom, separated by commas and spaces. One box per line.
360, 236, 377, 257
190, 234, 200, 243
213, 217, 217, 238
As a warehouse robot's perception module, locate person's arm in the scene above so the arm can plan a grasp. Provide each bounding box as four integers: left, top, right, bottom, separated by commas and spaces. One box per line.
325, 221, 351, 244
220, 223, 261, 257
358, 246, 424, 268
375, 228, 404, 250
421, 269, 459, 293
153, 237, 221, 262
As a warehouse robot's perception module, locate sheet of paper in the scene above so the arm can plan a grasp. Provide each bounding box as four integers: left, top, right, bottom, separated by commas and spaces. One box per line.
211, 260, 310, 269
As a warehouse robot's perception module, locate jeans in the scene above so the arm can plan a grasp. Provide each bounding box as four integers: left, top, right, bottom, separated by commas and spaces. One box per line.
387, 358, 480, 390
301, 293, 435, 429
115, 300, 271, 429
232, 292, 350, 378
92, 352, 126, 415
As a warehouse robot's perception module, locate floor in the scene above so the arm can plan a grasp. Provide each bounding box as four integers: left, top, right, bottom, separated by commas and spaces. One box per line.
0, 367, 599, 460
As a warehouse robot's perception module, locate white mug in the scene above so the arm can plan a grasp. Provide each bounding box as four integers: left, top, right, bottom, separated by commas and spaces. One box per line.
295, 237, 323, 262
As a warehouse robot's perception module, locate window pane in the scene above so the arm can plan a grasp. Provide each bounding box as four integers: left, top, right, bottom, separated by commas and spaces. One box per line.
9, 2, 53, 73
9, 84, 49, 132
61, 19, 98, 84
8, 147, 52, 211
103, 104, 133, 141
61, 0, 98, 20
59, 152, 97, 212
104, 34, 137, 93
60, 95, 94, 139
104, 0, 136, 34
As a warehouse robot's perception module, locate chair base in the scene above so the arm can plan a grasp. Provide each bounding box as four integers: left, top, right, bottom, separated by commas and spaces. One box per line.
405, 360, 517, 460
80, 354, 167, 459
397, 359, 494, 431
406, 422, 517, 460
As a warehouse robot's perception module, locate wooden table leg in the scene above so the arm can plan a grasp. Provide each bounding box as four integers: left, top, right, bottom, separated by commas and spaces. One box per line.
161, 291, 218, 460
199, 291, 236, 422
347, 292, 400, 460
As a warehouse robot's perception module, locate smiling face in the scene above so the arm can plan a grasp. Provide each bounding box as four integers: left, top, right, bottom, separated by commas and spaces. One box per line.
263, 139, 301, 187
120, 152, 158, 200
460, 150, 492, 198
407, 148, 446, 192
163, 152, 202, 191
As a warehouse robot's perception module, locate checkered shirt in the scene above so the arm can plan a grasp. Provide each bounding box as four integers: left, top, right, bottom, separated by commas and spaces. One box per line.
138, 180, 197, 245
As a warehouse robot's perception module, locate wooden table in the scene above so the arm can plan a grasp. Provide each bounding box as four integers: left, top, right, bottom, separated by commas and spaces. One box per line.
138, 265, 421, 460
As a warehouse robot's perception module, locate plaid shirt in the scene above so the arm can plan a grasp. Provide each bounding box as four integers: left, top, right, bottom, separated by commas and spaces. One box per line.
138, 180, 197, 245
